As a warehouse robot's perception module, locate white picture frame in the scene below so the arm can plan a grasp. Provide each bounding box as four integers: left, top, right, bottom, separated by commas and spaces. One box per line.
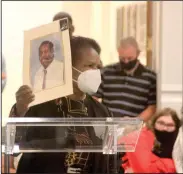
23, 18, 73, 106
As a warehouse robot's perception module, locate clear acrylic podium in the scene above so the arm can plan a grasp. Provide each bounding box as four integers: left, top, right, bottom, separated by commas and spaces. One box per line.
2, 117, 143, 173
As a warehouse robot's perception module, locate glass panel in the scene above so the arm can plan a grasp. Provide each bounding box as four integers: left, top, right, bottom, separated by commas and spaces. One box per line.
2, 117, 143, 155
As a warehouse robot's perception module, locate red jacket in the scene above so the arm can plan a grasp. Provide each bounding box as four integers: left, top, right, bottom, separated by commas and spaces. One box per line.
120, 127, 176, 173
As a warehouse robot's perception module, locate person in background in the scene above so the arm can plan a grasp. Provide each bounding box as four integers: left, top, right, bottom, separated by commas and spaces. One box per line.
2, 55, 7, 92
8, 36, 113, 174
53, 11, 104, 98
95, 36, 156, 121
120, 107, 181, 173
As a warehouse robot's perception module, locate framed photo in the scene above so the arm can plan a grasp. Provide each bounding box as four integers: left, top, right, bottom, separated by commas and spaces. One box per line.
23, 18, 73, 106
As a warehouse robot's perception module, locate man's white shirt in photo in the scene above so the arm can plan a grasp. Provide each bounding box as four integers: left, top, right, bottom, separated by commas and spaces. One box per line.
33, 59, 64, 91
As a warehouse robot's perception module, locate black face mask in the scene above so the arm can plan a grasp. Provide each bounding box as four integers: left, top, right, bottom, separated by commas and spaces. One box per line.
152, 129, 178, 158
154, 129, 178, 144
120, 59, 138, 71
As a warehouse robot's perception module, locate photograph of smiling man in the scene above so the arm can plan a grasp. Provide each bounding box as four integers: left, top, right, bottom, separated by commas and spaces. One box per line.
31, 38, 64, 92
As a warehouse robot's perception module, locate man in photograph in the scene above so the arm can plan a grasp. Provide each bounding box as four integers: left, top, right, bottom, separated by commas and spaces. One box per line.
33, 40, 64, 91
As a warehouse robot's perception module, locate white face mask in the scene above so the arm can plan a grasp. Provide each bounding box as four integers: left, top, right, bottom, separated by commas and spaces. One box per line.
73, 67, 101, 95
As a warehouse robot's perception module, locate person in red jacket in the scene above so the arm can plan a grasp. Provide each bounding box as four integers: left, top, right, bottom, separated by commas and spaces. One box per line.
120, 108, 181, 173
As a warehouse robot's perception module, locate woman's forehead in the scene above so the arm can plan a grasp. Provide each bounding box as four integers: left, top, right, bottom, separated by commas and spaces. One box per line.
80, 48, 100, 64
157, 115, 174, 124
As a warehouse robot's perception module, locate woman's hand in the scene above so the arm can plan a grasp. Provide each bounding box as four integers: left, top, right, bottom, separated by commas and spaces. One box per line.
15, 85, 35, 116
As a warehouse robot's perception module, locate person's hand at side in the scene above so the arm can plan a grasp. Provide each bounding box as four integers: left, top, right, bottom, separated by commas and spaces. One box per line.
121, 154, 134, 173
121, 153, 129, 170
15, 85, 35, 116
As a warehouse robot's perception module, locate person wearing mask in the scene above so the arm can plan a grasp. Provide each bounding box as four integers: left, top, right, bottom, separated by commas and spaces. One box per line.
2, 13, 104, 173
95, 36, 156, 121
120, 108, 181, 173
8, 36, 113, 174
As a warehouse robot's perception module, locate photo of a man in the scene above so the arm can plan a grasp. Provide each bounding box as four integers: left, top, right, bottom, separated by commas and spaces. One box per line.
32, 39, 64, 91
22, 19, 72, 106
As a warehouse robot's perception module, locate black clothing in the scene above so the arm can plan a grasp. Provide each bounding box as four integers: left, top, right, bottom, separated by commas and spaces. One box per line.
152, 129, 179, 158
13, 96, 115, 173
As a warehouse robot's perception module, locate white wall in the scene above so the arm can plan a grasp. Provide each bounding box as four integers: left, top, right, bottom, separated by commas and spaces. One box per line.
2, 1, 63, 125
62, 1, 93, 37
154, 1, 183, 116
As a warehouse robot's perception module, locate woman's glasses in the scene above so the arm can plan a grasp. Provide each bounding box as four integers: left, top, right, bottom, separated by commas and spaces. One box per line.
155, 121, 176, 131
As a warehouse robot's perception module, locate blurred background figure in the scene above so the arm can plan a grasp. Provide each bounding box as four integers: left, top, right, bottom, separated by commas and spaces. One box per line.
2, 55, 7, 92
95, 37, 156, 121
121, 108, 181, 173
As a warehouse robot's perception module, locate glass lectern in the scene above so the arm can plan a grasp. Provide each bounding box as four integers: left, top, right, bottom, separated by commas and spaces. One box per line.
2, 117, 143, 173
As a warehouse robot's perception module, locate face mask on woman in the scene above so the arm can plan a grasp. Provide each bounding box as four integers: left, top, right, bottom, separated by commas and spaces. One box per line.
152, 128, 179, 158
72, 67, 101, 95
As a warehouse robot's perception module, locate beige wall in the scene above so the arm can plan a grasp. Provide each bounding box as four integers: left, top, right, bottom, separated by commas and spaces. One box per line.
62, 1, 146, 65
154, 1, 183, 115
62, 1, 93, 37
